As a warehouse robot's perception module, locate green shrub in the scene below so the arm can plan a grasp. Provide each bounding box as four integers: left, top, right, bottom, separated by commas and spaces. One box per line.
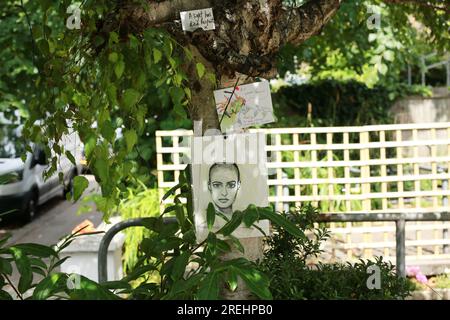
119, 183, 160, 274
260, 205, 414, 300
0, 228, 118, 300
271, 79, 431, 129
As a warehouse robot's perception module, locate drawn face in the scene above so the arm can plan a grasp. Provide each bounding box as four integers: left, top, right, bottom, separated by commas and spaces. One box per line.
208, 165, 240, 211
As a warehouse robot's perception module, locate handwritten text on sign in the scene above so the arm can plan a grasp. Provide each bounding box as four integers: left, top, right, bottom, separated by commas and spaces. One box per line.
180, 8, 215, 32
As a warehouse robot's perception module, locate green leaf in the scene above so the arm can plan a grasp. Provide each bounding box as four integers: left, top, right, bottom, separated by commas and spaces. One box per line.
122, 89, 141, 110
30, 258, 48, 269
38, 0, 52, 11
153, 48, 162, 63
383, 50, 395, 62
141, 217, 163, 233
227, 267, 238, 292
197, 271, 220, 300
12, 243, 57, 258
163, 205, 177, 214
175, 204, 186, 229
124, 129, 138, 152
378, 63, 388, 75
10, 248, 33, 294
215, 238, 231, 253
171, 251, 190, 281
206, 72, 216, 85
47, 256, 70, 272
182, 230, 196, 244
207, 203, 215, 231
65, 150, 76, 166
196, 63, 205, 79
0, 257, 13, 276
228, 235, 245, 254
122, 264, 158, 283
106, 84, 117, 105
109, 32, 119, 45
72, 175, 89, 201
69, 275, 120, 300
206, 232, 217, 256
101, 281, 132, 291
160, 256, 176, 276
0, 290, 13, 300
37, 39, 50, 56
234, 267, 272, 300
100, 121, 115, 142
114, 60, 125, 79
31, 266, 46, 277
84, 137, 96, 158
0, 234, 11, 248
158, 236, 182, 251
243, 204, 259, 227
94, 158, 109, 183
108, 52, 119, 63
219, 211, 243, 236
173, 103, 186, 118
167, 273, 203, 298
162, 182, 183, 201
259, 207, 306, 239
169, 87, 185, 105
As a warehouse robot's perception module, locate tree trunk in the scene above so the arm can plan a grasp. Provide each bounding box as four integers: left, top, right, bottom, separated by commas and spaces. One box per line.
183, 45, 220, 134
184, 46, 265, 299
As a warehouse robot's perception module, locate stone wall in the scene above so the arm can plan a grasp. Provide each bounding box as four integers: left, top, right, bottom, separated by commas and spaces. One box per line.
390, 87, 450, 157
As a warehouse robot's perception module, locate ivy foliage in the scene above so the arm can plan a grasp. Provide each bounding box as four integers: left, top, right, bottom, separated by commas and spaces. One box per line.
278, 0, 449, 87
3, 0, 202, 218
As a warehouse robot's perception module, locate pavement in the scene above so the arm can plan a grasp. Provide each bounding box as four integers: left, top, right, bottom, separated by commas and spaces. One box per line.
0, 175, 103, 246
0, 175, 104, 299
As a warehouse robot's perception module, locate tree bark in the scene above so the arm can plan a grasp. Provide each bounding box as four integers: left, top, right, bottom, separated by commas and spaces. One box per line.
183, 45, 220, 134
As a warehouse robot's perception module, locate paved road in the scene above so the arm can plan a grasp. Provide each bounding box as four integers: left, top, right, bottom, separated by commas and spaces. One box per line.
0, 175, 103, 246
0, 175, 105, 299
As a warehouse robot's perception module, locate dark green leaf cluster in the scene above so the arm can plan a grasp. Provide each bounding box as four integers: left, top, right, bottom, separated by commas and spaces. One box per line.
259, 206, 414, 300
0, 226, 115, 300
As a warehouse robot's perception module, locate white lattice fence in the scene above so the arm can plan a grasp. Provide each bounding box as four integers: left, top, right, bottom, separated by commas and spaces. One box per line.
156, 122, 450, 268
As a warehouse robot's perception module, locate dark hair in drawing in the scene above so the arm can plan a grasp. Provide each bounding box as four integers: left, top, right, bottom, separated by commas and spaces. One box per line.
208, 163, 240, 182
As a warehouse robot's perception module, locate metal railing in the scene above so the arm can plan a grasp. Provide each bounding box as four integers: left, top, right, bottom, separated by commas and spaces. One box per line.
98, 217, 176, 283
97, 212, 450, 282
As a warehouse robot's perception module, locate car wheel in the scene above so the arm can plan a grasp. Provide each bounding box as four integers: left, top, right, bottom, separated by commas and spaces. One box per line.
21, 193, 38, 224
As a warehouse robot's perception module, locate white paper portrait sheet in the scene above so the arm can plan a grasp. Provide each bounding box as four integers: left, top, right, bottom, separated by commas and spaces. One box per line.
191, 133, 270, 243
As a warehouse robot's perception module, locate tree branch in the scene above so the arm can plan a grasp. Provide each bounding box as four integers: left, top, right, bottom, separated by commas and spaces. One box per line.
382, 0, 450, 14
277, 0, 341, 46
121, 0, 212, 30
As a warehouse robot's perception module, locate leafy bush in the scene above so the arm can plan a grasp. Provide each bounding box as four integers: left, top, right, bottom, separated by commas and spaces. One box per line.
259, 205, 414, 300
0, 227, 117, 300
118, 183, 160, 274
271, 80, 431, 129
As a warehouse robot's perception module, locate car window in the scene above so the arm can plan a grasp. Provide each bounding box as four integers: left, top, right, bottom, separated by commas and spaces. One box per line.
0, 124, 26, 159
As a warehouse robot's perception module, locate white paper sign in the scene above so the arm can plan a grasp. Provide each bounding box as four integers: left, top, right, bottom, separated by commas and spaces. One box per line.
180, 8, 215, 32
191, 133, 270, 243
214, 81, 275, 132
